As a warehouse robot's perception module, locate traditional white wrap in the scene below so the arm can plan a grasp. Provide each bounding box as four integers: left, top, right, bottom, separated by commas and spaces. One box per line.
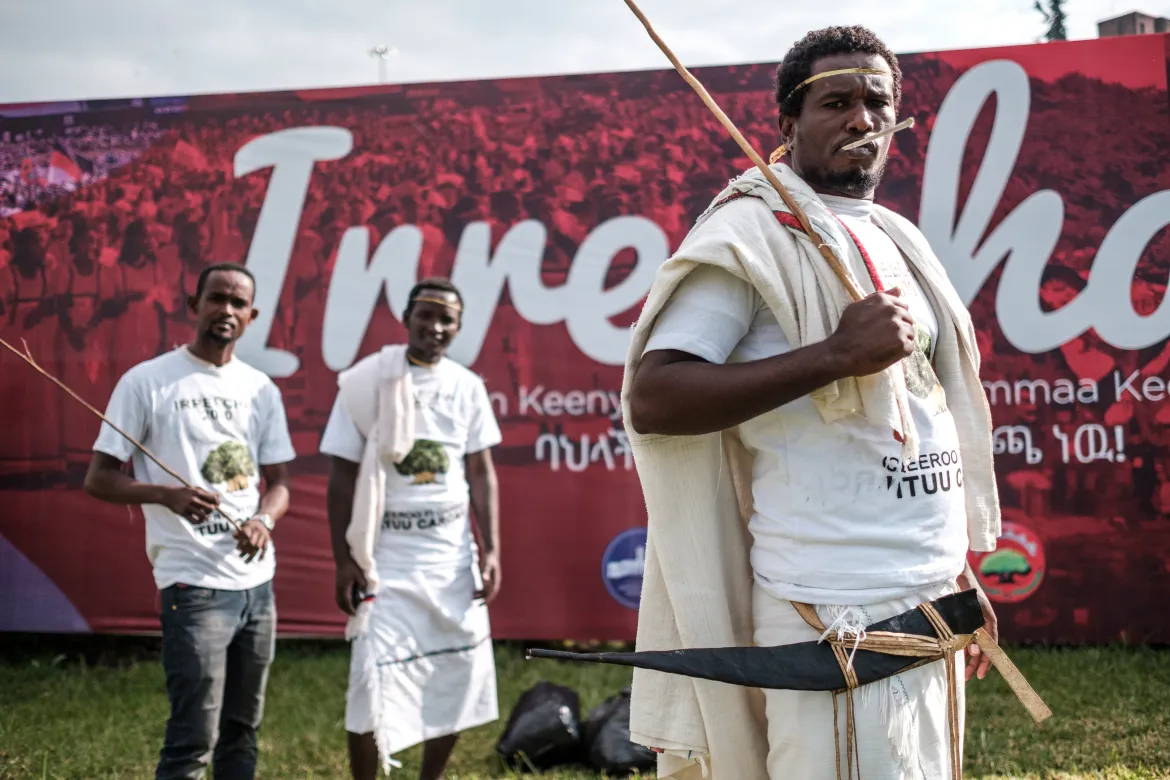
621, 163, 1000, 779
336, 344, 416, 640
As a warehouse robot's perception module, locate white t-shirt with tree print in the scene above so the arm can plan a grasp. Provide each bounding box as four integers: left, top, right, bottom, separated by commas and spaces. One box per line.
643, 194, 969, 606
319, 357, 502, 573
94, 346, 296, 591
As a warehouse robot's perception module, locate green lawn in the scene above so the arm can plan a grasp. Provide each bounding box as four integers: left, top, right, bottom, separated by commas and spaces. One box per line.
1, 637, 1168, 779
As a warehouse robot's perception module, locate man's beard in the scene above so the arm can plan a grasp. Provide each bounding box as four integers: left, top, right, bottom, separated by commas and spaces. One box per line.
202, 328, 235, 347
807, 158, 888, 199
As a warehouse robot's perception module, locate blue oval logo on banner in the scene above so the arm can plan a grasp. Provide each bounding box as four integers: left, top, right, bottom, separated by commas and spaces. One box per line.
601, 528, 647, 610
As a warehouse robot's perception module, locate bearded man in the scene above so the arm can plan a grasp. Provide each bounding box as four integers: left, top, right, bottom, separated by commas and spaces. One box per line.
622, 26, 1001, 780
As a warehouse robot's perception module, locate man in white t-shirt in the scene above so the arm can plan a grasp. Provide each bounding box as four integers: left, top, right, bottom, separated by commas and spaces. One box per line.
321, 277, 503, 780
84, 262, 296, 780
628, 27, 998, 779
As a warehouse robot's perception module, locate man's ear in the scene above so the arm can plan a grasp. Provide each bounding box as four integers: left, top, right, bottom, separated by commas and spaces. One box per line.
778, 114, 796, 148
187, 295, 199, 317
247, 307, 259, 325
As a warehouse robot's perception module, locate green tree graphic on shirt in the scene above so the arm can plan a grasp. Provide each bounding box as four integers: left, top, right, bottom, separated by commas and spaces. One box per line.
201, 441, 256, 492
904, 326, 939, 398
903, 325, 948, 416
393, 439, 450, 485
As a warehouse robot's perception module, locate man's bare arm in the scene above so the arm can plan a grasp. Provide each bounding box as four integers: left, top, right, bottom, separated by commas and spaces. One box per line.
232, 462, 292, 562
326, 455, 366, 615
84, 452, 220, 523
466, 448, 502, 602
84, 452, 168, 505
629, 288, 917, 436
629, 344, 849, 436
466, 450, 499, 552
326, 456, 359, 567
255, 462, 291, 522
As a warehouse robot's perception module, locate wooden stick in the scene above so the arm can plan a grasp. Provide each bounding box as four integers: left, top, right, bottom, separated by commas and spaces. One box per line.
840, 117, 915, 150
0, 337, 242, 531
621, 0, 865, 302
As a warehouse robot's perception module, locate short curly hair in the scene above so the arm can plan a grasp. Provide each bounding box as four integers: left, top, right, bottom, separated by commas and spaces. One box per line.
773, 26, 902, 119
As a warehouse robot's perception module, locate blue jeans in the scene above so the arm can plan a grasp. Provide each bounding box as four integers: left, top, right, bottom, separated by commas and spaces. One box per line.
156, 580, 277, 780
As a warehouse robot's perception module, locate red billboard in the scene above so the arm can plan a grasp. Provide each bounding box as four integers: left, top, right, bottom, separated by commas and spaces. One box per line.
1, 33, 1168, 643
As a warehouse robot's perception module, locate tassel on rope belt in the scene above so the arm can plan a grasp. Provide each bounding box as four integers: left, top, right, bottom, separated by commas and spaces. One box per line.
791, 601, 1052, 780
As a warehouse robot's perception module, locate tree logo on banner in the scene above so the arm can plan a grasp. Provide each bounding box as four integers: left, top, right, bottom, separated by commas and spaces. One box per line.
969, 521, 1047, 603
601, 528, 646, 610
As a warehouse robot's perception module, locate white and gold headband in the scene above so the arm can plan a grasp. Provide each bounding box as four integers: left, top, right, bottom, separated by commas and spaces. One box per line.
783, 66, 890, 104
411, 295, 462, 311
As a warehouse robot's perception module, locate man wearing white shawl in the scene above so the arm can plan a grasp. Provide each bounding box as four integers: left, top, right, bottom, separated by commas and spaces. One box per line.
623, 26, 1001, 780
320, 278, 503, 780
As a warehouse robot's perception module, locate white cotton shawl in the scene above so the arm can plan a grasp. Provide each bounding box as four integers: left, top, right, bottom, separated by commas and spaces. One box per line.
336, 344, 416, 640
621, 163, 1000, 779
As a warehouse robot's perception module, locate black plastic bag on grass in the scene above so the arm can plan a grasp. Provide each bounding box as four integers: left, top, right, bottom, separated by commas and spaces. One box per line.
495, 680, 583, 771
582, 687, 657, 775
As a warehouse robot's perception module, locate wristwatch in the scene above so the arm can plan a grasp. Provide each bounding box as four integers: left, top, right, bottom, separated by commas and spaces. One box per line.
254, 513, 275, 530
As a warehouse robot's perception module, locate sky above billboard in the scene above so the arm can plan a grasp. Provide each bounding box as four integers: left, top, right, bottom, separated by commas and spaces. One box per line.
0, 0, 1156, 103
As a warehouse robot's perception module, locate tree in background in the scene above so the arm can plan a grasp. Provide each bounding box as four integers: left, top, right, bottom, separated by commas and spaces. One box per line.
1035, 0, 1068, 40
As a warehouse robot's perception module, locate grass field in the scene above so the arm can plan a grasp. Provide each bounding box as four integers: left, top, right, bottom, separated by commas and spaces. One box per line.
2, 636, 1168, 779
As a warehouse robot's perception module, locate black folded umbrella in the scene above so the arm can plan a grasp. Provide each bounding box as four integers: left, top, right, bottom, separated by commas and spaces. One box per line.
527, 589, 983, 691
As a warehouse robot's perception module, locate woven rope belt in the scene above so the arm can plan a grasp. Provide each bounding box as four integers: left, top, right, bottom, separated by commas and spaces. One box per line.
792, 601, 1052, 780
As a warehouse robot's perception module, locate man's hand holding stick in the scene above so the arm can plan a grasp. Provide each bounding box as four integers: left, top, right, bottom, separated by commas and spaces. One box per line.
0, 337, 267, 560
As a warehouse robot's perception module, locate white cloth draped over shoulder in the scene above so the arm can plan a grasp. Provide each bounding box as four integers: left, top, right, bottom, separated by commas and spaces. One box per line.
336, 344, 416, 640
620, 163, 1000, 779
